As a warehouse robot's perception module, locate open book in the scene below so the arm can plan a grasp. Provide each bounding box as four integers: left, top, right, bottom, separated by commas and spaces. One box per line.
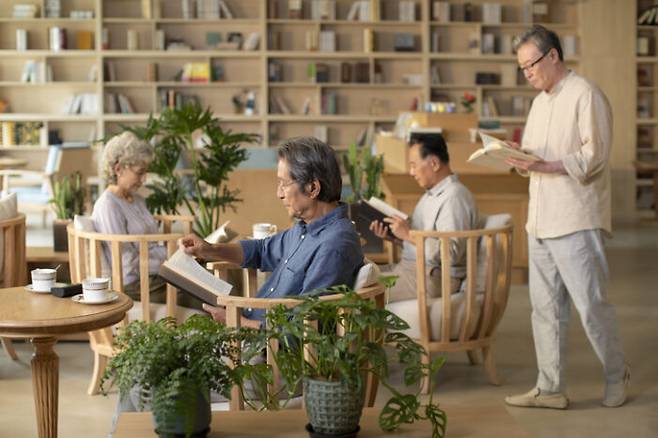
467, 131, 540, 172
159, 250, 232, 306
204, 220, 238, 244
355, 197, 408, 240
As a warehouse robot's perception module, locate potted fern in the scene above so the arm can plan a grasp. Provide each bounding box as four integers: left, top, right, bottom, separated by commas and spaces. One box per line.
343, 143, 385, 253
124, 102, 258, 236
266, 285, 447, 438
49, 171, 86, 252
101, 315, 273, 438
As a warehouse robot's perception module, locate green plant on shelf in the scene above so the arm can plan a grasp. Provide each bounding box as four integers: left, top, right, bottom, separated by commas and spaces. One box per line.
49, 171, 86, 220
343, 143, 384, 203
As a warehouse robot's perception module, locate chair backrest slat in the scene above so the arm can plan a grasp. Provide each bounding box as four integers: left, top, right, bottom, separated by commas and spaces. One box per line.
439, 237, 452, 344
477, 235, 497, 340
459, 236, 478, 342
414, 234, 430, 342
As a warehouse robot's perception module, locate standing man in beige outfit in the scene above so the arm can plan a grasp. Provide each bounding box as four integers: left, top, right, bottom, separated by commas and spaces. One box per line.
504, 25, 629, 409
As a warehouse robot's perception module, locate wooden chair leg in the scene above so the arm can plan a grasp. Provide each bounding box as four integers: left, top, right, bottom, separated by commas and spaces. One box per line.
482, 345, 500, 386
1, 337, 18, 360
87, 352, 108, 395
466, 349, 480, 365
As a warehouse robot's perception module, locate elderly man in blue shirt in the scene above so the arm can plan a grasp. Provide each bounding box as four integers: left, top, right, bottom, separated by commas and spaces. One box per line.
180, 136, 364, 328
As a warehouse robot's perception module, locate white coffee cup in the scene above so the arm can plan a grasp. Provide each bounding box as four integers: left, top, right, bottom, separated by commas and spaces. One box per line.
31, 268, 57, 292
82, 277, 110, 303
253, 223, 277, 239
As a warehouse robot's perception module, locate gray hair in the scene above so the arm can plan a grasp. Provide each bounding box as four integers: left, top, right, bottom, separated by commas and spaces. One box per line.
514, 25, 564, 61
101, 131, 154, 185
277, 136, 342, 203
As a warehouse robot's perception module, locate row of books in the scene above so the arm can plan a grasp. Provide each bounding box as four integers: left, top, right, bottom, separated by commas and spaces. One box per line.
321, 92, 337, 115
181, 0, 233, 19
346, 1, 379, 22
64, 93, 99, 115
13, 4, 39, 18
105, 93, 135, 114
20, 61, 53, 83
1, 122, 44, 147
159, 90, 201, 111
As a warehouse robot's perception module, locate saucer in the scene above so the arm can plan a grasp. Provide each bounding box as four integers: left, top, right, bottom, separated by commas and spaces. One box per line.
71, 292, 119, 305
25, 283, 68, 294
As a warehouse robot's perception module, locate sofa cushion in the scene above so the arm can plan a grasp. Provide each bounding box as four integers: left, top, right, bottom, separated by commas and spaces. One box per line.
386, 292, 483, 341
473, 213, 512, 292
353, 259, 381, 290
0, 193, 18, 284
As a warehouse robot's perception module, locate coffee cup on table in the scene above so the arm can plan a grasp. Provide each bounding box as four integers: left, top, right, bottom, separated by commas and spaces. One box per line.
252, 223, 277, 239
82, 277, 110, 303
31, 268, 57, 292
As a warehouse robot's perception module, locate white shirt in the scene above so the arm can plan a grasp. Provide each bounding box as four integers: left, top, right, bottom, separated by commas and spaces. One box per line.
401, 175, 478, 278
522, 71, 612, 239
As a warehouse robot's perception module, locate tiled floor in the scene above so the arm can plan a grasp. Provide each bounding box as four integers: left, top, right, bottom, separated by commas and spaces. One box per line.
2, 216, 657, 437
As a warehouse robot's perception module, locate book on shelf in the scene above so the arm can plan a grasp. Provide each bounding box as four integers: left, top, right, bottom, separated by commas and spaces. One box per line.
363, 28, 374, 53
16, 29, 28, 51
65, 93, 98, 115
21, 61, 52, 83
181, 62, 210, 82
321, 92, 337, 115
270, 95, 292, 114
141, 0, 151, 19
486, 96, 499, 117
13, 4, 39, 18
319, 30, 336, 52
76, 31, 94, 50
399, 1, 416, 22
159, 90, 200, 110
314, 125, 328, 142
432, 1, 450, 22
311, 0, 335, 20
354, 197, 408, 241
638, 6, 658, 25
288, 0, 303, 19
467, 131, 539, 172
159, 249, 232, 306
482, 3, 501, 24
243, 32, 260, 51
301, 97, 311, 115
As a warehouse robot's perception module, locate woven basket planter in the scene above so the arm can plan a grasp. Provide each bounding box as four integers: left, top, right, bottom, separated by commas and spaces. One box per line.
304, 378, 364, 436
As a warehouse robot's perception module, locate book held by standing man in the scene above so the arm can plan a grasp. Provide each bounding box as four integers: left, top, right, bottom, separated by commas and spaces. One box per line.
467, 131, 540, 172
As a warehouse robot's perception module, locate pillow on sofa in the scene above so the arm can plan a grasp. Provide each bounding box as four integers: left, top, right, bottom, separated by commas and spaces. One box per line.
353, 258, 381, 290
0, 193, 18, 284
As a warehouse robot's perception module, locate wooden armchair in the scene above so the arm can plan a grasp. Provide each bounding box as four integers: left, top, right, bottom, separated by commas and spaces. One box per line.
386, 214, 513, 393
213, 281, 386, 411
0, 213, 27, 360
67, 214, 196, 395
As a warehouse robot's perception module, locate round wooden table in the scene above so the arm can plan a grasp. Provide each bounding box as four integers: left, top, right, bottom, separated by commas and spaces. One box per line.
0, 287, 132, 438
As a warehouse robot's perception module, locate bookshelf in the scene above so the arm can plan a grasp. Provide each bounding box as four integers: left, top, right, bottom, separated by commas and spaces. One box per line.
636, 0, 658, 215
0, 0, 581, 174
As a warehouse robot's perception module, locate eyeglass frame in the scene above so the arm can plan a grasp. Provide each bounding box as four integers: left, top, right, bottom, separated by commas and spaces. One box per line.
276, 178, 297, 191
518, 48, 552, 73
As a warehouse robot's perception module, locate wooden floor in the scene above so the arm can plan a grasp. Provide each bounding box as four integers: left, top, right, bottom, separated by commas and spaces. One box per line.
1, 216, 657, 437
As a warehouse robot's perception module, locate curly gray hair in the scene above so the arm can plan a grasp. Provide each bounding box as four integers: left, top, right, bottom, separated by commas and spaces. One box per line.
101, 131, 154, 185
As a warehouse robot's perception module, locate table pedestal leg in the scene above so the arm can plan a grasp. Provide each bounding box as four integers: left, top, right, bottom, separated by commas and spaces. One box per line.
31, 337, 59, 438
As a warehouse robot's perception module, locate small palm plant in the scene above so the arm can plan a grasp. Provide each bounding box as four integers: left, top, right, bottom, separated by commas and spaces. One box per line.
124, 103, 258, 236
343, 143, 384, 203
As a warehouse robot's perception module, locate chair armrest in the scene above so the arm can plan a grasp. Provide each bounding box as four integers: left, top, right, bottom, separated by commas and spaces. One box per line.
206, 261, 243, 271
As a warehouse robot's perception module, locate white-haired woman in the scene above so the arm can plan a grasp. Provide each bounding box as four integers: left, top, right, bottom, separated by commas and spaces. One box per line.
92, 131, 201, 308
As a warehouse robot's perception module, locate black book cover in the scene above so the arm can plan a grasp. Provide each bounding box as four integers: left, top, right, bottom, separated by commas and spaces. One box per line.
353, 200, 399, 241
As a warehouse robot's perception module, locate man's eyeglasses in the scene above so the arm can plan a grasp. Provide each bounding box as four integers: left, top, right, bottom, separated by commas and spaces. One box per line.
277, 179, 296, 190
518, 49, 551, 73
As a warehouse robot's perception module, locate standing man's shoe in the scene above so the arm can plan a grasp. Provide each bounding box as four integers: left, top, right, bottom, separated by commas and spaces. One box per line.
505, 387, 569, 409
602, 365, 630, 407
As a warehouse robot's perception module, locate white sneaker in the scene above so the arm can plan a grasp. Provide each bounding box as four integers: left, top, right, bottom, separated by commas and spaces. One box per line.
602, 365, 630, 408
504, 387, 569, 410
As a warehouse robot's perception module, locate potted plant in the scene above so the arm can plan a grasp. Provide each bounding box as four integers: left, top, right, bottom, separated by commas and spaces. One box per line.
124, 102, 258, 236
266, 284, 447, 438
342, 143, 385, 253
101, 315, 274, 438
49, 171, 85, 252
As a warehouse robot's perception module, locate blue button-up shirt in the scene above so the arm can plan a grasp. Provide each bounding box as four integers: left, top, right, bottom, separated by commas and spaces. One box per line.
239, 203, 363, 321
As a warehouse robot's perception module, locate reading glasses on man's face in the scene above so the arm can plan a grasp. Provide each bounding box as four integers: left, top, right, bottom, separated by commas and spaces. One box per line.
277, 179, 296, 190
518, 49, 551, 73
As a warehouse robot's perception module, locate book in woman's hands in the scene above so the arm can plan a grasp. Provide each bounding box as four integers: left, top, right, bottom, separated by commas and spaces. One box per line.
467, 131, 540, 171
159, 250, 232, 306
355, 197, 408, 241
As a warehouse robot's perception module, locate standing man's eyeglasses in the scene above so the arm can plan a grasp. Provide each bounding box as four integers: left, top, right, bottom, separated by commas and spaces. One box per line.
518, 49, 551, 73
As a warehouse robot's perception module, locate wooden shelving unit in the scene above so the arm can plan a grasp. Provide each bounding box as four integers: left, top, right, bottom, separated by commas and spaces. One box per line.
0, 0, 580, 172
636, 0, 658, 215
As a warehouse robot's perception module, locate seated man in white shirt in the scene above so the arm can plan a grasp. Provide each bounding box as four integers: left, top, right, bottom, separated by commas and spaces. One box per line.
370, 132, 478, 303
